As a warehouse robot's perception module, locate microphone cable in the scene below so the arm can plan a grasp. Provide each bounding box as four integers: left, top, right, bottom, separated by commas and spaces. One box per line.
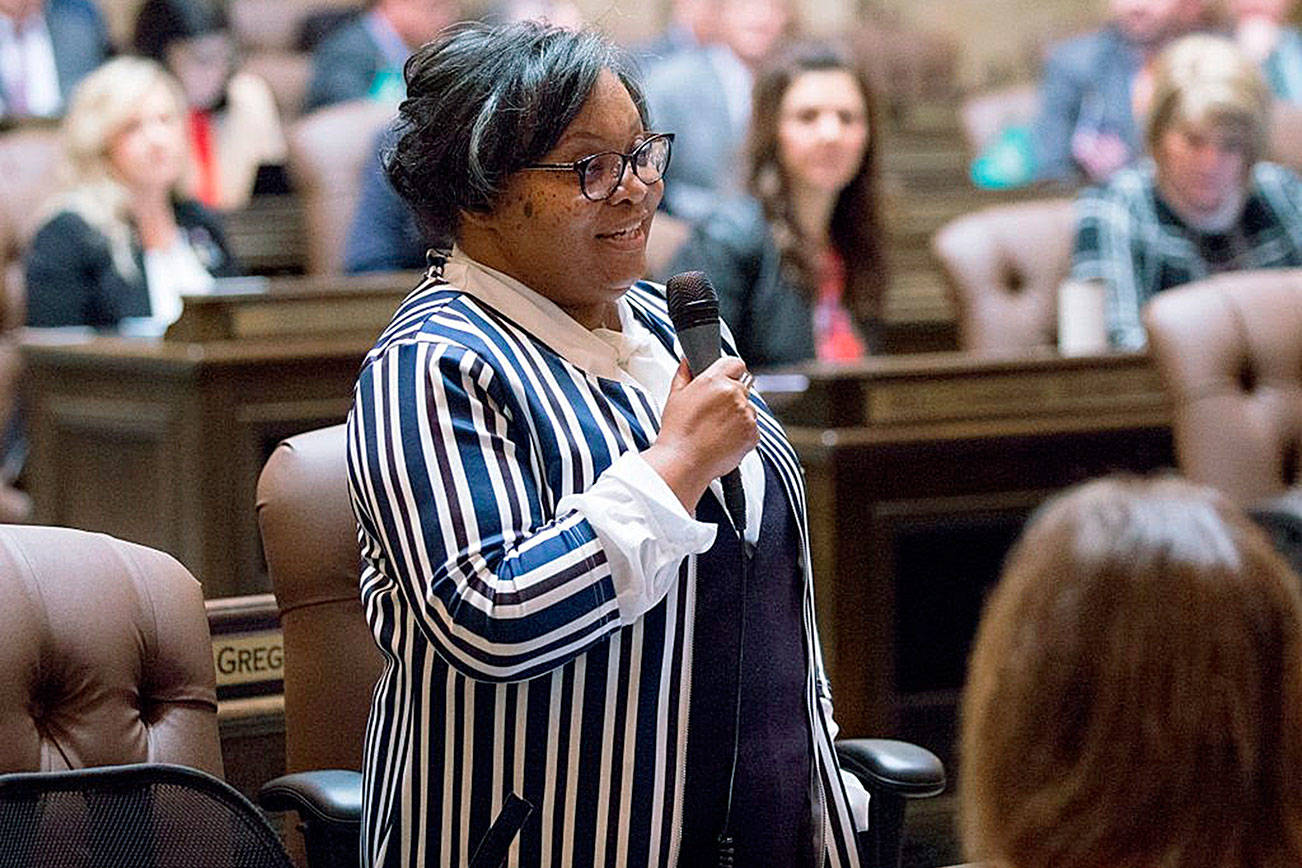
717, 535, 752, 868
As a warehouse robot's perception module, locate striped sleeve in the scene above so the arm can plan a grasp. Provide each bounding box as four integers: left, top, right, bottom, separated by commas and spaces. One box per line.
349, 337, 625, 683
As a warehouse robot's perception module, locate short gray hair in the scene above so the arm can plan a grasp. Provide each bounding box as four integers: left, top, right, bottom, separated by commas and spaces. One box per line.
385, 21, 648, 248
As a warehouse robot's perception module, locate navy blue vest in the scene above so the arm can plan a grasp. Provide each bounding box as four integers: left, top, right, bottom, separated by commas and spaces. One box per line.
678, 457, 815, 867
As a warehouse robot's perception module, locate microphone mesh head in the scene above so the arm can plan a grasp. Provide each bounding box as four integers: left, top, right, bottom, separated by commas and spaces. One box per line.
666, 271, 718, 327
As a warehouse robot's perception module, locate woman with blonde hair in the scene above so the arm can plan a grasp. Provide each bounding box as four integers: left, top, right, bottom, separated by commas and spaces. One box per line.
24, 56, 235, 330
961, 475, 1302, 868
1068, 34, 1302, 350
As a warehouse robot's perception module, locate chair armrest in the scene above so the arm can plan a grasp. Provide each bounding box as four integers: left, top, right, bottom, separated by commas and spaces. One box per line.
258, 769, 362, 827
1248, 488, 1302, 575
836, 738, 946, 799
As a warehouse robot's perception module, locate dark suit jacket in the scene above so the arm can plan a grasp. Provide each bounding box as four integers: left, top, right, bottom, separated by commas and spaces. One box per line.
24, 199, 235, 328
1032, 25, 1144, 183
667, 197, 879, 367
303, 16, 385, 113
343, 127, 427, 273
642, 48, 745, 221
1, 0, 110, 119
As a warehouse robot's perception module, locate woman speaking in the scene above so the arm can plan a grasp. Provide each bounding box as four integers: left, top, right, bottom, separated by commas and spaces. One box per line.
347, 21, 868, 868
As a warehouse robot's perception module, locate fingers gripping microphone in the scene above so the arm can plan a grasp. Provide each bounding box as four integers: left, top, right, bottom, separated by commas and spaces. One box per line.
666, 271, 746, 538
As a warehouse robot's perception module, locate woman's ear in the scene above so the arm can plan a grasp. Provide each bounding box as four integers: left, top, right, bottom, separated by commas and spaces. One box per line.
459, 208, 492, 229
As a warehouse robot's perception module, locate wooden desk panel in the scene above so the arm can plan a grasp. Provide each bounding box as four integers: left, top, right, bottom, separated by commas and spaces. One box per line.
765, 352, 1174, 749
23, 335, 369, 598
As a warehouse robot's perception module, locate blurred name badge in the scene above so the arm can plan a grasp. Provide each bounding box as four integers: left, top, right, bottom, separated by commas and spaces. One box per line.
1057, 279, 1108, 356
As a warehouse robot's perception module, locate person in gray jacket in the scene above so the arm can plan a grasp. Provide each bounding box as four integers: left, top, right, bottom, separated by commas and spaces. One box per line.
1033, 0, 1203, 183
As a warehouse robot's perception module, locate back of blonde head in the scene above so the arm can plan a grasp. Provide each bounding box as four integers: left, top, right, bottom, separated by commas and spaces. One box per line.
960, 475, 1302, 868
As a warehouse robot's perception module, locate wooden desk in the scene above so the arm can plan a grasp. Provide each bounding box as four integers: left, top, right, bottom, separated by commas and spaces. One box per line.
22, 274, 415, 598
25, 301, 1175, 755
23, 334, 369, 597
764, 351, 1174, 750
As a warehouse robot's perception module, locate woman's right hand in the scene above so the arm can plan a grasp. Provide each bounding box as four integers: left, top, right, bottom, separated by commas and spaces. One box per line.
643, 357, 759, 512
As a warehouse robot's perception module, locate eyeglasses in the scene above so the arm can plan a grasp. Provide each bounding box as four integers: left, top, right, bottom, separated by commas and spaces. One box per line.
522, 133, 674, 202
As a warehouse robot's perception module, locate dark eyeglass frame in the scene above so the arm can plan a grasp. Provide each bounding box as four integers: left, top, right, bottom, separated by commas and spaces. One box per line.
522, 133, 675, 202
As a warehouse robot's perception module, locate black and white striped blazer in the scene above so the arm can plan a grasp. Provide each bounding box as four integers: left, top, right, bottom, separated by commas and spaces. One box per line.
347, 272, 865, 868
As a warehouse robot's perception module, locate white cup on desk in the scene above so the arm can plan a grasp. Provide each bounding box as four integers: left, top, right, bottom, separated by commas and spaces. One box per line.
1057, 279, 1108, 356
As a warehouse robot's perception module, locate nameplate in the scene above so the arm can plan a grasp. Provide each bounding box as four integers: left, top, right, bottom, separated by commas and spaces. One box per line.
213, 630, 284, 689
207, 594, 283, 701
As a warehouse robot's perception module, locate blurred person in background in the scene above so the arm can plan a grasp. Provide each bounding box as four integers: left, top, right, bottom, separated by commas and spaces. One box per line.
343, 0, 582, 274
1033, 0, 1205, 183
1068, 34, 1302, 350
0, 0, 110, 121
133, 0, 286, 210
25, 57, 235, 330
668, 41, 886, 366
1231, 0, 1302, 100
302, 0, 460, 112
632, 0, 720, 65
643, 0, 791, 219
961, 474, 1302, 868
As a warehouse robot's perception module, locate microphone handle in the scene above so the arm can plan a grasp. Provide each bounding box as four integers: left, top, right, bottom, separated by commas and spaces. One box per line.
677, 323, 747, 536
721, 469, 746, 539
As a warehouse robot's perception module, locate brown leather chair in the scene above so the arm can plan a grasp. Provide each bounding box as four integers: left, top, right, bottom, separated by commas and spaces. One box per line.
932, 197, 1076, 354
229, 0, 326, 120
0, 525, 222, 775
255, 424, 377, 868
287, 100, 395, 275
1143, 270, 1302, 505
0, 126, 61, 521
255, 425, 381, 777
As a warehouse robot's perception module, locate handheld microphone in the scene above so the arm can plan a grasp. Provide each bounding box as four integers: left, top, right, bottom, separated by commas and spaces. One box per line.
665, 270, 746, 537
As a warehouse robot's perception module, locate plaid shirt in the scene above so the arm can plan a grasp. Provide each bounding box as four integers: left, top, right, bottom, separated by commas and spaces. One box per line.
1071, 160, 1302, 348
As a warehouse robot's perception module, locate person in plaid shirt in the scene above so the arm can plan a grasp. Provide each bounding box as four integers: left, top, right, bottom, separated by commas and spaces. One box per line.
1069, 34, 1302, 349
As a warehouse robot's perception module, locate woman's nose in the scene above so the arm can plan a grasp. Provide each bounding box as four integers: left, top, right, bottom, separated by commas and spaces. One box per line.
609, 163, 650, 205
815, 114, 842, 141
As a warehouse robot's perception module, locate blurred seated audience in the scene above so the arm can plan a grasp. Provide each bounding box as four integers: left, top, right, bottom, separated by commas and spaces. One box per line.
0, 0, 110, 122
961, 474, 1302, 868
668, 41, 885, 366
302, 0, 459, 114
343, 126, 425, 273
133, 0, 286, 210
25, 57, 236, 330
642, 0, 790, 220
1032, 0, 1201, 185
1068, 35, 1302, 350
1232, 0, 1302, 101
631, 0, 718, 66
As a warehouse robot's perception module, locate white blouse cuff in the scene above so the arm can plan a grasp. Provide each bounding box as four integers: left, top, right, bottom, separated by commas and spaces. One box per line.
557, 450, 716, 625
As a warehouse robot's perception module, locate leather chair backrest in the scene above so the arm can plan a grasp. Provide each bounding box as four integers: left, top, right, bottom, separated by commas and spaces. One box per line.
287, 100, 395, 275
238, 53, 312, 120
0, 525, 222, 776
1143, 270, 1302, 504
932, 197, 1076, 354
256, 424, 380, 774
0, 126, 61, 330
